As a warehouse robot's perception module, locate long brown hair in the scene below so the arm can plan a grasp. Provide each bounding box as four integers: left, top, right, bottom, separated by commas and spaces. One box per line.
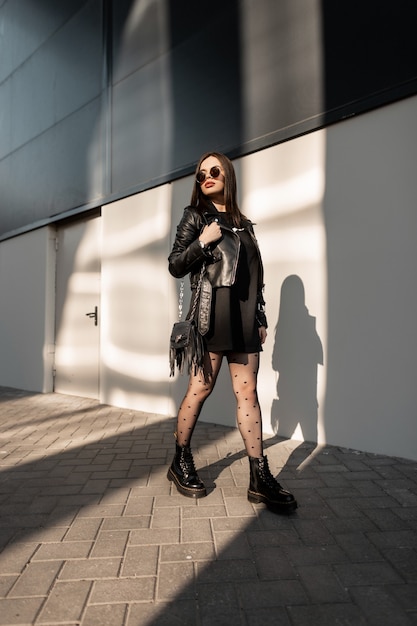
190, 152, 247, 228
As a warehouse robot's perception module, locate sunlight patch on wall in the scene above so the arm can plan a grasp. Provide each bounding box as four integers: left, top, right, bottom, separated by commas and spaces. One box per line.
243, 167, 325, 220
68, 271, 101, 294
100, 184, 173, 412
260, 224, 325, 263
102, 343, 167, 382
102, 204, 170, 257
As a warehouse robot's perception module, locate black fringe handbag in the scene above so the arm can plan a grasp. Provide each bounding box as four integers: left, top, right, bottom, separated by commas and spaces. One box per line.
169, 263, 206, 377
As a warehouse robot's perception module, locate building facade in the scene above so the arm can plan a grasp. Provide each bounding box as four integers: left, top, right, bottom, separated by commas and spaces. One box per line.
1, 0, 417, 459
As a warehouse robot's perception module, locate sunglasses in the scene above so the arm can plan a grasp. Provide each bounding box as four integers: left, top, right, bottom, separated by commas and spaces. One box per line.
196, 165, 222, 184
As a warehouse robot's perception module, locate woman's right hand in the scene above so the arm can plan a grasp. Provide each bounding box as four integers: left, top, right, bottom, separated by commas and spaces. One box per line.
199, 221, 222, 246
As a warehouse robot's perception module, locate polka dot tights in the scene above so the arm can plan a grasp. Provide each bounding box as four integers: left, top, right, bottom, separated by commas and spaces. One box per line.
175, 351, 263, 458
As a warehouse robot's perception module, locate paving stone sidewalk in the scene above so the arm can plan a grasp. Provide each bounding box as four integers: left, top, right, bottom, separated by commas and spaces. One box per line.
0, 386, 416, 626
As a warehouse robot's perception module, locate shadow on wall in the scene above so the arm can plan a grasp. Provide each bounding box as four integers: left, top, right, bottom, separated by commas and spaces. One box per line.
271, 275, 323, 444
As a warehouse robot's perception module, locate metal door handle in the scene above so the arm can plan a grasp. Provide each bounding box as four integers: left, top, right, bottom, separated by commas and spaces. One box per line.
85, 306, 98, 326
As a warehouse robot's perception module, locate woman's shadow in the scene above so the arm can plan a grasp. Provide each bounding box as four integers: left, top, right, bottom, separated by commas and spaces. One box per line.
271, 274, 323, 446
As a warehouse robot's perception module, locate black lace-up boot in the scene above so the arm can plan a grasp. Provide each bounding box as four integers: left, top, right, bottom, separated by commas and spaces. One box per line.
167, 442, 207, 499
248, 455, 297, 513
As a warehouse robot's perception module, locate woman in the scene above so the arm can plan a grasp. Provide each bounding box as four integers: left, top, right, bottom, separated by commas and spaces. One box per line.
168, 152, 297, 513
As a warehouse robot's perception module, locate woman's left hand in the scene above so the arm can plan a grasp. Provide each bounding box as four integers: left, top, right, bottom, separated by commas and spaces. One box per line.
259, 326, 267, 345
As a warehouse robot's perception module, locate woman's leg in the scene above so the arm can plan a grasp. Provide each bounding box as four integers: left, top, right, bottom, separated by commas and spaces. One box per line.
228, 351, 297, 513
227, 352, 263, 457
168, 351, 223, 499
176, 351, 223, 446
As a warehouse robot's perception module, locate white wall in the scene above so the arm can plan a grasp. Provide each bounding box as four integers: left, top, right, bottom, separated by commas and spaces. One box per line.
0, 227, 56, 392
323, 96, 417, 460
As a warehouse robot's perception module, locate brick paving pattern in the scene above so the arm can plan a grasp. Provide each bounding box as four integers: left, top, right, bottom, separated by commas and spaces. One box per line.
0, 386, 416, 625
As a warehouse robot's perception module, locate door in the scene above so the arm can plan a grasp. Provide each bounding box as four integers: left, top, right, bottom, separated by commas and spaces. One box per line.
54, 216, 101, 398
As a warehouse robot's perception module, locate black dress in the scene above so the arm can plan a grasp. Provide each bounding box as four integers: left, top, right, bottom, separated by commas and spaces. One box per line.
205, 214, 262, 353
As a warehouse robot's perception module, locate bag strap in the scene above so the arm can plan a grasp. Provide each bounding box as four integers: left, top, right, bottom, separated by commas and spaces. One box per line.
178, 263, 206, 321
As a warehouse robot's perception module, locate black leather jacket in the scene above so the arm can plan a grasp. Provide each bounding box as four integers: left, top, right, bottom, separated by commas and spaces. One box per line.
168, 206, 267, 334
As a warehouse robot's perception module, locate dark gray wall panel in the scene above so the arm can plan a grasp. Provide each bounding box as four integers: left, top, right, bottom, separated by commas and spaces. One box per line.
112, 0, 170, 86
322, 0, 417, 118
0, 0, 87, 83
237, 1, 324, 146
110, 0, 243, 194
0, 0, 104, 236
0, 156, 12, 234
110, 0, 417, 195
0, 98, 103, 233
0, 76, 12, 161
111, 55, 172, 193
10, 0, 103, 152
166, 9, 243, 171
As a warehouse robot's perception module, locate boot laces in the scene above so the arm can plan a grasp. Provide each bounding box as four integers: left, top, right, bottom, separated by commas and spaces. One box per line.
259, 457, 281, 490
179, 448, 197, 475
